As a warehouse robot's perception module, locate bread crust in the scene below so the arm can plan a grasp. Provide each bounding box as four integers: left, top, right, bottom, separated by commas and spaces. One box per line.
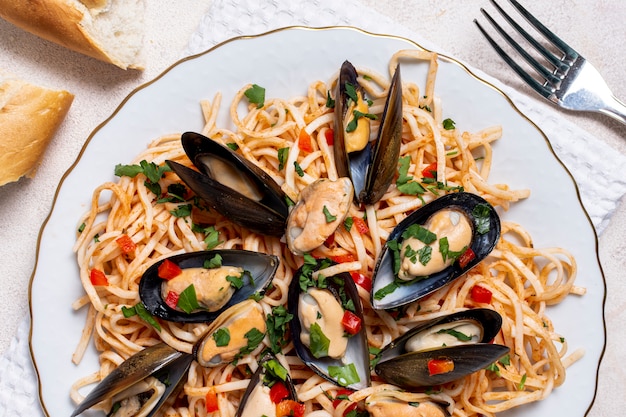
0, 0, 143, 69
0, 77, 74, 186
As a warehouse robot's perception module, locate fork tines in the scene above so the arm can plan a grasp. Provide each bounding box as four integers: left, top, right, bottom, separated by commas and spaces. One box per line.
474, 0, 580, 100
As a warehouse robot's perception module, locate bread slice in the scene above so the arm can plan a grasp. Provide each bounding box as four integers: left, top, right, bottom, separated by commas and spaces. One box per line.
0, 71, 74, 186
0, 0, 145, 70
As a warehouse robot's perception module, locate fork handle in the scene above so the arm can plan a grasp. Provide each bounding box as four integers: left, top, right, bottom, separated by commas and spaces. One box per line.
599, 95, 626, 125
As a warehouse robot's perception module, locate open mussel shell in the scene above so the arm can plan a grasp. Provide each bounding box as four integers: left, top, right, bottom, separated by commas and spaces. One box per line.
371, 192, 501, 310
193, 299, 267, 367
287, 259, 370, 390
167, 131, 289, 236
236, 352, 299, 417
139, 249, 278, 323
365, 389, 452, 417
333, 60, 402, 205
71, 343, 193, 417
374, 309, 509, 388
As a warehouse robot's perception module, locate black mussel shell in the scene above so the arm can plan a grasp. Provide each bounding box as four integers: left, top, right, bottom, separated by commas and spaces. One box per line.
375, 309, 509, 388
167, 131, 288, 236
139, 249, 278, 323
287, 259, 370, 390
371, 192, 501, 310
333, 61, 402, 205
236, 352, 299, 417
70, 343, 193, 417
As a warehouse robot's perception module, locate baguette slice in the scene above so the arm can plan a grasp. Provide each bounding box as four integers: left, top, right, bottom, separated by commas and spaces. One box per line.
0, 71, 74, 186
0, 0, 145, 69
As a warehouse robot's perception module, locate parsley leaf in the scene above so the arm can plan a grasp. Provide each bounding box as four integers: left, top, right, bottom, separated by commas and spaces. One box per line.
436, 328, 473, 341
326, 91, 335, 108
309, 322, 330, 358
170, 203, 192, 218
328, 363, 360, 387
277, 147, 289, 171
122, 303, 161, 332
266, 305, 294, 354
192, 224, 221, 250
245, 84, 265, 108
213, 328, 231, 347
442, 118, 456, 130
294, 161, 304, 177
401, 224, 437, 244
472, 204, 491, 234
343, 216, 354, 231
177, 284, 200, 314
204, 254, 223, 269
323, 205, 337, 222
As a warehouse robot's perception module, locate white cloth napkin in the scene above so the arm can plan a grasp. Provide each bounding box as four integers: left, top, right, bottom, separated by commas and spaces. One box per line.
2, 0, 625, 415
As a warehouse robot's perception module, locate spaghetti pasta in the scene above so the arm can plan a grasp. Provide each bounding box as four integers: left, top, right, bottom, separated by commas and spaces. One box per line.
71, 50, 581, 417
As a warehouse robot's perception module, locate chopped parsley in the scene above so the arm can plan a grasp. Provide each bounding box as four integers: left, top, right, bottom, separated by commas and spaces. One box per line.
472, 203, 491, 234
326, 91, 335, 108
213, 327, 231, 347
396, 156, 426, 196
277, 147, 289, 171
346, 110, 377, 133
244, 84, 265, 108
294, 161, 304, 177
323, 205, 337, 222
204, 254, 223, 269
442, 118, 456, 130
436, 328, 473, 341
308, 322, 330, 358
177, 284, 200, 314
266, 305, 294, 354
169, 203, 192, 218
343, 216, 354, 231
122, 303, 161, 331
192, 224, 221, 249
328, 363, 360, 387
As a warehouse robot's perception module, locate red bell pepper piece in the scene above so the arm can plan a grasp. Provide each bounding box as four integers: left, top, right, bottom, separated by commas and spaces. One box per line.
421, 162, 438, 179
269, 381, 290, 404
341, 310, 362, 335
89, 269, 109, 286
428, 358, 455, 376
298, 129, 313, 153
276, 400, 305, 417
158, 259, 182, 280
205, 389, 219, 412
471, 285, 493, 304
349, 271, 372, 292
324, 128, 334, 146
330, 254, 357, 264
352, 217, 369, 234
332, 388, 354, 408
458, 247, 476, 269
115, 234, 136, 254
165, 291, 179, 309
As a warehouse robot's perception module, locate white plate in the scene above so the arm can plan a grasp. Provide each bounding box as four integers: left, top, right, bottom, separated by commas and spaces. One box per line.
29, 27, 605, 417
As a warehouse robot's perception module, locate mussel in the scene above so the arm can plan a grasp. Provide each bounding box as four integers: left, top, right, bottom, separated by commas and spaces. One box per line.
70, 343, 194, 417
374, 308, 509, 388
365, 389, 452, 417
286, 177, 354, 256
167, 131, 289, 236
139, 249, 278, 323
371, 192, 501, 310
333, 60, 403, 205
193, 299, 267, 367
236, 352, 304, 417
288, 258, 370, 390
72, 300, 269, 416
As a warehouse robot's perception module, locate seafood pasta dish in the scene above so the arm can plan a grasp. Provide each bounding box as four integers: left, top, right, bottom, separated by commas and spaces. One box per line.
69, 49, 583, 417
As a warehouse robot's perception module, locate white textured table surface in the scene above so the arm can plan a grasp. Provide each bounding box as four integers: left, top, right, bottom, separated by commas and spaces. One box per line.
0, 1, 625, 416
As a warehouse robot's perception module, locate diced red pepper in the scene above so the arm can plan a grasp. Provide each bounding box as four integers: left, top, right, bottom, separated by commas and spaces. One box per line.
352, 217, 369, 234
324, 128, 334, 146
324, 233, 335, 247
205, 389, 219, 412
276, 400, 305, 417
298, 129, 313, 153
89, 269, 109, 286
269, 381, 290, 404
349, 271, 372, 292
116, 234, 136, 254
458, 247, 476, 269
341, 310, 362, 335
428, 358, 455, 376
471, 285, 493, 304
421, 162, 438, 179
330, 254, 357, 264
165, 291, 180, 309
158, 259, 182, 280
332, 389, 354, 408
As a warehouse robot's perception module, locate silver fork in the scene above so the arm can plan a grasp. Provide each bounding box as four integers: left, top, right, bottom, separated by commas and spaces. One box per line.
474, 0, 626, 125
